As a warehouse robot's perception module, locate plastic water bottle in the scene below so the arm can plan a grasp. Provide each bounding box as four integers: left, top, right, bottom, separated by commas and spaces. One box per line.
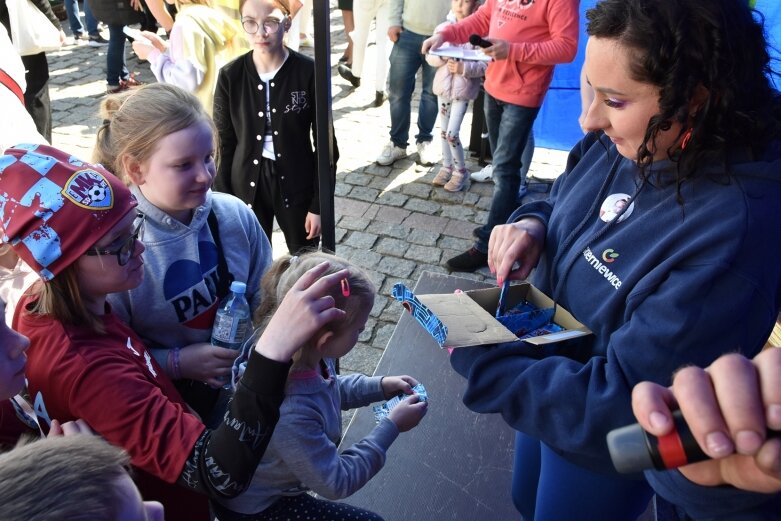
211, 281, 251, 389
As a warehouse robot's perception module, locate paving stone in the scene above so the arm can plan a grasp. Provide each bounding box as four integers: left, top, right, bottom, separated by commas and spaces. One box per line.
381, 277, 412, 297
400, 182, 433, 199
345, 248, 383, 269
364, 163, 393, 176
444, 219, 475, 240
372, 323, 396, 350
376, 191, 408, 207
404, 244, 442, 264
340, 344, 383, 375
374, 237, 408, 256
358, 318, 376, 343
404, 198, 441, 215
334, 227, 348, 243
376, 256, 417, 279
374, 206, 410, 224
344, 172, 373, 186
475, 196, 493, 211
408, 229, 440, 246
343, 231, 378, 250
350, 186, 381, 203
369, 297, 387, 318
338, 216, 370, 231
463, 192, 481, 206
440, 205, 476, 221
334, 182, 352, 197
439, 236, 473, 252
403, 212, 449, 232
335, 197, 371, 217
366, 221, 410, 239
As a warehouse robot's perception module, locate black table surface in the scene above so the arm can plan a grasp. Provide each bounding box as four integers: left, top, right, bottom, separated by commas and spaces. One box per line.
340, 271, 518, 521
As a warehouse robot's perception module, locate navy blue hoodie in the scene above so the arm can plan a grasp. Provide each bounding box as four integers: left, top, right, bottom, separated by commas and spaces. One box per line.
451, 132, 781, 480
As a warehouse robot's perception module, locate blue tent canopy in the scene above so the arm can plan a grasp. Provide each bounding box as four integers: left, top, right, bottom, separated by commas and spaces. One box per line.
534, 0, 781, 151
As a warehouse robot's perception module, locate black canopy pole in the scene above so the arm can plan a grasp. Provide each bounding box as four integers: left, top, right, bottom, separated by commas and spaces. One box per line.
312, 0, 336, 252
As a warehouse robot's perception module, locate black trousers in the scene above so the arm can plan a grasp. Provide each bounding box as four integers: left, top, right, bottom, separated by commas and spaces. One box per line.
21, 52, 51, 142
255, 158, 320, 256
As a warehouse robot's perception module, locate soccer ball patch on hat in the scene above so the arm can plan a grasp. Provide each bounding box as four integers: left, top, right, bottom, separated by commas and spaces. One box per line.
62, 169, 115, 210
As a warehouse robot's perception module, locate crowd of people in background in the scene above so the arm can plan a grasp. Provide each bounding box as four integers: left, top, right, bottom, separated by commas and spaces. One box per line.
0, 0, 780, 520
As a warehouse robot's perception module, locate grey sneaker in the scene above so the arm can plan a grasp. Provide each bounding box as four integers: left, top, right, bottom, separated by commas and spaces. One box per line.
376, 142, 408, 166
416, 140, 438, 166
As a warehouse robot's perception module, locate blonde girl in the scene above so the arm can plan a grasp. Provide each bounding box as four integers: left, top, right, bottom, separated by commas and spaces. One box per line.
95, 83, 272, 425
131, 0, 246, 115
215, 252, 428, 521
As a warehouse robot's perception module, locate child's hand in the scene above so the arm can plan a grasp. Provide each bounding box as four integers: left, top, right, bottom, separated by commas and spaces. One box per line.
447, 59, 464, 75
388, 394, 428, 432
305, 212, 321, 239
141, 31, 167, 52
132, 39, 155, 61
255, 261, 347, 362
49, 418, 93, 437
381, 375, 418, 399
179, 343, 239, 388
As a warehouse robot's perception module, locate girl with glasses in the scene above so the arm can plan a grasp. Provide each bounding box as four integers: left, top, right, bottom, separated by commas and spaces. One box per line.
0, 143, 348, 521
214, 0, 339, 257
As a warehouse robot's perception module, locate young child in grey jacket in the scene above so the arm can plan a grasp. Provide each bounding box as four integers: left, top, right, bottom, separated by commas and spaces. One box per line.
215, 252, 428, 521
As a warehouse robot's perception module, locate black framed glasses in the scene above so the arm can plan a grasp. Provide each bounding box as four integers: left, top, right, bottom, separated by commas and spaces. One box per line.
84, 214, 144, 266
242, 16, 286, 35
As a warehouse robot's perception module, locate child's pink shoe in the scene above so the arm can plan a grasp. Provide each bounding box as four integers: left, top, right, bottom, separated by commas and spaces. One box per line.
444, 168, 471, 192
432, 166, 452, 186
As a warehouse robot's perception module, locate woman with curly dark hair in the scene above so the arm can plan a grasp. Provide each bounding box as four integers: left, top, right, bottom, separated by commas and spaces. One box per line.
450, 0, 781, 519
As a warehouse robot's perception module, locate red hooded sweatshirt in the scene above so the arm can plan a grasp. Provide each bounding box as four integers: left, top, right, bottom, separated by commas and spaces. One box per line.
438, 0, 579, 107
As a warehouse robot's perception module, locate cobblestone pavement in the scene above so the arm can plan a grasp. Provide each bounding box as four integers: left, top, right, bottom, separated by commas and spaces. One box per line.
46, 6, 567, 380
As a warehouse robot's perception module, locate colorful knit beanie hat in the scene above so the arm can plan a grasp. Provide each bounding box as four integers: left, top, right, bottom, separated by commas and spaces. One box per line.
0, 144, 137, 281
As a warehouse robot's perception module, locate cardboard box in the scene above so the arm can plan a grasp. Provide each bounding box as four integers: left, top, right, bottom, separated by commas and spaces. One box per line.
414, 282, 591, 349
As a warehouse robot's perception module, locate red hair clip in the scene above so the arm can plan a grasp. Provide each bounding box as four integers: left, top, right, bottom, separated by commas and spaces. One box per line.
341, 278, 350, 297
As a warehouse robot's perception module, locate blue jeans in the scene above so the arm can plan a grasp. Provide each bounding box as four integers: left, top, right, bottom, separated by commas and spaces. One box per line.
387, 29, 437, 148
107, 25, 128, 85
474, 94, 539, 253
512, 432, 652, 521
65, 0, 98, 37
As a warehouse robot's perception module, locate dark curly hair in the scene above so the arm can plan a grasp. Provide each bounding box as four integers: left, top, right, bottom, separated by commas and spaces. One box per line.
586, 0, 781, 188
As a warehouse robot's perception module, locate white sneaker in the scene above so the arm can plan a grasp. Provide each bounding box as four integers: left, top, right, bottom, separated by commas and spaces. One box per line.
470, 164, 494, 182
416, 140, 438, 166
376, 142, 408, 166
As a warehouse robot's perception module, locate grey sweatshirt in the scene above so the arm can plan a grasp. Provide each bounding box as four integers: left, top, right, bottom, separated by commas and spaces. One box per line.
388, 0, 450, 36
219, 357, 399, 514
107, 187, 272, 368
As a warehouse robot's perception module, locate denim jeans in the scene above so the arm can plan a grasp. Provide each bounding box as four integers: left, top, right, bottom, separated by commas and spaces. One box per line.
65, 0, 98, 37
387, 29, 437, 148
473, 93, 539, 253
107, 25, 129, 86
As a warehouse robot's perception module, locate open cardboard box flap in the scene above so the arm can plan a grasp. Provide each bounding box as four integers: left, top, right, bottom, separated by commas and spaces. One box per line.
417, 282, 591, 349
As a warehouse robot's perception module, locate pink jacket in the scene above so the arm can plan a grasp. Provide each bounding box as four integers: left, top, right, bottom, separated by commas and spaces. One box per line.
426, 20, 487, 102
438, 0, 579, 107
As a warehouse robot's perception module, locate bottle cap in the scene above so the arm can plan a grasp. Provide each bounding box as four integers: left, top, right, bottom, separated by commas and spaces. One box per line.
230, 281, 247, 294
